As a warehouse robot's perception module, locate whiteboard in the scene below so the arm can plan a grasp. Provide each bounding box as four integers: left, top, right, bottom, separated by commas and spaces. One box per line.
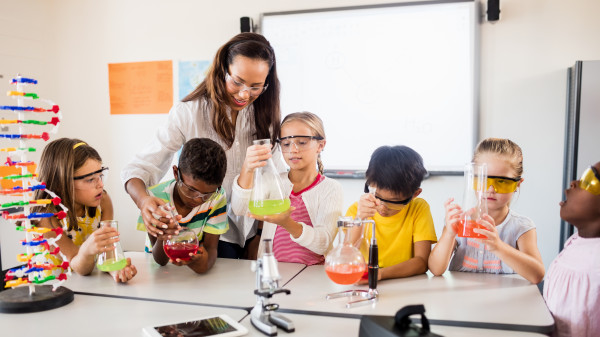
261, 1, 479, 175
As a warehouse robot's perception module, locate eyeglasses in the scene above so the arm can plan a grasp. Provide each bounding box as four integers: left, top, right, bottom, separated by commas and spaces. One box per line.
364, 183, 412, 210
73, 167, 108, 189
579, 166, 600, 195
225, 73, 268, 97
477, 176, 521, 194
177, 170, 220, 201
277, 135, 323, 153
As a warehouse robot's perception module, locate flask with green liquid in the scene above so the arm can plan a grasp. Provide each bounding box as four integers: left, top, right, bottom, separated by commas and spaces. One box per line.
249, 139, 290, 216
96, 220, 127, 272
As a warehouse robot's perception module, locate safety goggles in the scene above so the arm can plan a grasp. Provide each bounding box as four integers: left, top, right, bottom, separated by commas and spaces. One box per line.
364, 183, 412, 210
177, 170, 220, 201
473, 175, 520, 194
277, 135, 323, 153
73, 167, 108, 189
579, 166, 600, 195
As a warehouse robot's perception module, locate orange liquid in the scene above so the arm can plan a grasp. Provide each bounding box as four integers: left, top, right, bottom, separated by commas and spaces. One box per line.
457, 220, 487, 239
325, 264, 366, 285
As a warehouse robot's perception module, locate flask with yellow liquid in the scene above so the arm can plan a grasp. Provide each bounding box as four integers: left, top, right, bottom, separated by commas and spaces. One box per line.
248, 139, 290, 216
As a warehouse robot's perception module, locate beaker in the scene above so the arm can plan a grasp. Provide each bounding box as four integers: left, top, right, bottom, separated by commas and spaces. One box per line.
164, 228, 199, 261
249, 139, 290, 215
325, 217, 367, 285
457, 163, 488, 239
96, 220, 127, 272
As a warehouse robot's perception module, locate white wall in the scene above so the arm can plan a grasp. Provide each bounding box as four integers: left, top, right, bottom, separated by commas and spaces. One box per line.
1, 0, 599, 272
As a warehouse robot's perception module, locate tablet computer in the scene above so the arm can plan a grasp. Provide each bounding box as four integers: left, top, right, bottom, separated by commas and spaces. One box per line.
142, 314, 248, 337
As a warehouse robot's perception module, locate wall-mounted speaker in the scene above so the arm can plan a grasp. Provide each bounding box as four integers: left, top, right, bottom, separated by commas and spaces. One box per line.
487, 0, 500, 21
240, 17, 253, 33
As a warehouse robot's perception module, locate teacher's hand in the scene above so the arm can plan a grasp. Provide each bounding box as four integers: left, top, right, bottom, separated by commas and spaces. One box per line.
139, 195, 180, 238
238, 143, 272, 189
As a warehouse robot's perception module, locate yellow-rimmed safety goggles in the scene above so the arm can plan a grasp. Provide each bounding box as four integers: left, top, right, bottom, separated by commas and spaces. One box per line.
475, 175, 521, 194
579, 166, 600, 196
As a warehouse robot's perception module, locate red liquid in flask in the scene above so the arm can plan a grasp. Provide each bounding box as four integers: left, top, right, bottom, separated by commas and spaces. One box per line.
456, 220, 487, 239
325, 264, 366, 285
164, 243, 199, 261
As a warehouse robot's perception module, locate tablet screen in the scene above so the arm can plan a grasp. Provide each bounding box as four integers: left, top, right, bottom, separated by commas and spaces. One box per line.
153, 316, 237, 336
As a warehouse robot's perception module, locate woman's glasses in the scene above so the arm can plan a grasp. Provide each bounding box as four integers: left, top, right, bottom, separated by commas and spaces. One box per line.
177, 170, 220, 201
277, 135, 323, 153
73, 167, 108, 189
225, 73, 268, 97
364, 183, 412, 210
579, 166, 600, 195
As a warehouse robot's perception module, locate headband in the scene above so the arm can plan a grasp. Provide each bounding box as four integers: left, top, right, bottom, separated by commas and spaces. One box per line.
73, 142, 86, 149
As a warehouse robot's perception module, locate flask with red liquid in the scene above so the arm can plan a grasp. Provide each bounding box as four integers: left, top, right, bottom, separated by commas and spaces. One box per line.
457, 163, 488, 239
164, 228, 199, 261
325, 217, 366, 285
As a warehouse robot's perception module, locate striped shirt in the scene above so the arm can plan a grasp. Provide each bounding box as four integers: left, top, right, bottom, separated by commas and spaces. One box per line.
448, 210, 535, 274
137, 179, 228, 252
273, 174, 325, 265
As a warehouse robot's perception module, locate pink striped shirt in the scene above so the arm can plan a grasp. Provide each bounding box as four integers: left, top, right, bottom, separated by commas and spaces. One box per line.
273, 174, 325, 265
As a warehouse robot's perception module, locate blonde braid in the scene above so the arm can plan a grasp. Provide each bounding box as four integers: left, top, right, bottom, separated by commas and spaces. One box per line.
317, 154, 324, 175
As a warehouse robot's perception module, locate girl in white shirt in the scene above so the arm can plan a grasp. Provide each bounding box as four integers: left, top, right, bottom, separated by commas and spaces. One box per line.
231, 112, 343, 264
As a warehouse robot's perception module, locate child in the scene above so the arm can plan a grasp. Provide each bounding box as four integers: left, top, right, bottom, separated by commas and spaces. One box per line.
138, 138, 228, 273
35, 138, 137, 283
544, 161, 600, 337
348, 145, 437, 281
428, 138, 545, 284
231, 112, 343, 265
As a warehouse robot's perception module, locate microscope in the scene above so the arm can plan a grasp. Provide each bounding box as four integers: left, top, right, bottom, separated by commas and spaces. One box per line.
250, 239, 295, 336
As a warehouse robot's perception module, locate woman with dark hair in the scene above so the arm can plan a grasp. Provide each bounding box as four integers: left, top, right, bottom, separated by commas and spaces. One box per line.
122, 33, 283, 259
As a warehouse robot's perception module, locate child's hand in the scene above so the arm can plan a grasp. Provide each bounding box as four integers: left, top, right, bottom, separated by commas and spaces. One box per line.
444, 198, 462, 235
109, 257, 137, 283
170, 246, 206, 266
248, 207, 296, 227
473, 214, 503, 252
80, 225, 120, 257
140, 195, 181, 238
357, 193, 379, 220
241, 143, 272, 176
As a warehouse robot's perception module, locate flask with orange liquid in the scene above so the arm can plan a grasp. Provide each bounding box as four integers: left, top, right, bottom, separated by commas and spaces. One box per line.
457, 163, 488, 239
324, 217, 367, 285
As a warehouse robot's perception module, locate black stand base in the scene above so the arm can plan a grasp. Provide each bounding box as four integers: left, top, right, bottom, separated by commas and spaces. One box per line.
0, 285, 74, 313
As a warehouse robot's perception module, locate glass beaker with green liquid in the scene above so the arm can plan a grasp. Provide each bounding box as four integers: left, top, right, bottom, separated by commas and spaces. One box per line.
96, 220, 127, 272
249, 139, 290, 216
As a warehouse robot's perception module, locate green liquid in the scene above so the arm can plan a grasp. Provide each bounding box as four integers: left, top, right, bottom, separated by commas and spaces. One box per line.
249, 198, 291, 215
97, 258, 127, 272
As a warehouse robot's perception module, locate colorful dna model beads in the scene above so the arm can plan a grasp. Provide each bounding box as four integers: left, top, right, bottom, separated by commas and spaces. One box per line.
0, 75, 73, 313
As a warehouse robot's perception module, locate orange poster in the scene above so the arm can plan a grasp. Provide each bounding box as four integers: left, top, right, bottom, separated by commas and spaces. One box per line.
108, 60, 173, 115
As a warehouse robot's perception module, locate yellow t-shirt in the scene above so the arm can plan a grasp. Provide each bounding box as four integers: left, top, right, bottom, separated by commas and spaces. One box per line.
345, 198, 437, 268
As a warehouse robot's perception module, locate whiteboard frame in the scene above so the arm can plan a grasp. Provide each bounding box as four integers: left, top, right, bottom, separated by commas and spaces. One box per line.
260, 0, 480, 177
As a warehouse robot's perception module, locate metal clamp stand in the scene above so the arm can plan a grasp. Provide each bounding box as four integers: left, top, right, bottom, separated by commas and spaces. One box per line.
251, 239, 294, 336
327, 219, 379, 308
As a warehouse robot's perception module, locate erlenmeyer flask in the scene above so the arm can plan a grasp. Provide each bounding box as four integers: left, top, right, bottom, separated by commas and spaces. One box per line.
325, 217, 366, 285
164, 228, 199, 261
249, 139, 290, 215
96, 220, 127, 271
457, 163, 488, 238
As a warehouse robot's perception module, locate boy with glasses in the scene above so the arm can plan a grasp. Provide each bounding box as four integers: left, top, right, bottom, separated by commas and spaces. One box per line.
347, 145, 437, 282
137, 138, 228, 274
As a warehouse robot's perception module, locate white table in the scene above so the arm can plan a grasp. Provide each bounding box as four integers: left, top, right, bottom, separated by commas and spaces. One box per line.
63, 252, 306, 308
0, 293, 248, 337
239, 311, 547, 337
274, 265, 554, 334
